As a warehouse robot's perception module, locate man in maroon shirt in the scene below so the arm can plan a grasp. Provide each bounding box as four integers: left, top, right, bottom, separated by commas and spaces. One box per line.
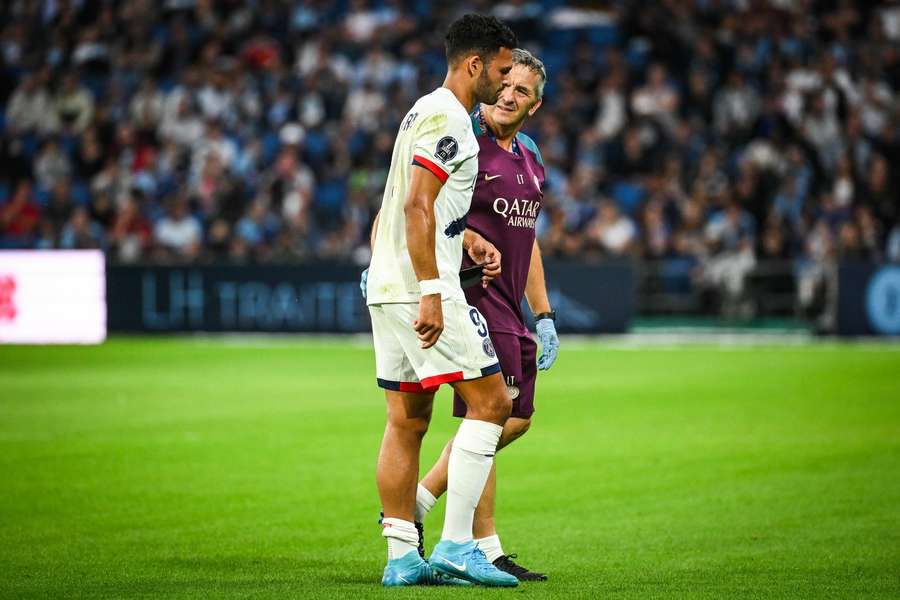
417, 49, 557, 581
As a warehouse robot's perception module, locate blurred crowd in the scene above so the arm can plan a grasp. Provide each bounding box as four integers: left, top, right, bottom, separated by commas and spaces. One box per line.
1, 1, 898, 309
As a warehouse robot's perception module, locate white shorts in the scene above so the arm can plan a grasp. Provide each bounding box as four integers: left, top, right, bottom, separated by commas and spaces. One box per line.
369, 299, 501, 393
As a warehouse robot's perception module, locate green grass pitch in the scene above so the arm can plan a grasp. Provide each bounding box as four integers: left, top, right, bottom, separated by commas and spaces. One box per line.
1, 337, 899, 598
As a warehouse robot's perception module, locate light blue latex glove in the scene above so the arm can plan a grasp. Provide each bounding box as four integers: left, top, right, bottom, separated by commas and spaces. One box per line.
535, 318, 559, 371
360, 268, 368, 299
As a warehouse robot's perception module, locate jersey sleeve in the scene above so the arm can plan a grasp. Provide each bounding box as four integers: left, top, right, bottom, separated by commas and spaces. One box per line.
516, 132, 544, 167
411, 112, 473, 184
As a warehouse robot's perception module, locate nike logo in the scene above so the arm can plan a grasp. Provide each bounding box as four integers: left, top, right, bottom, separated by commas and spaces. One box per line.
484, 174, 502, 181
397, 574, 411, 584
442, 558, 467, 572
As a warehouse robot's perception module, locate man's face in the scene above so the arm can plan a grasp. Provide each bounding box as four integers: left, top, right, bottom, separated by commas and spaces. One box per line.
474, 47, 513, 105
489, 64, 542, 128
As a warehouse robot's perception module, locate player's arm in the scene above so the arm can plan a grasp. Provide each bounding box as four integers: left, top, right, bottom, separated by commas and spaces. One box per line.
525, 239, 559, 370
359, 211, 381, 299
370, 210, 380, 249
404, 165, 445, 348
524, 239, 551, 314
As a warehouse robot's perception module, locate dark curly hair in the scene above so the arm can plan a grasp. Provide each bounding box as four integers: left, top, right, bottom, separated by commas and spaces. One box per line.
445, 14, 518, 66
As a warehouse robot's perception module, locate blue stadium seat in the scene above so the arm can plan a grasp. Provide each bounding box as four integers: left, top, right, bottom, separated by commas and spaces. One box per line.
71, 180, 91, 206
60, 134, 79, 157
315, 178, 347, 212
611, 181, 646, 216
661, 258, 696, 293
22, 134, 39, 160
34, 186, 51, 207
302, 130, 331, 167
543, 29, 578, 50
626, 39, 651, 70
587, 25, 620, 48
261, 131, 281, 165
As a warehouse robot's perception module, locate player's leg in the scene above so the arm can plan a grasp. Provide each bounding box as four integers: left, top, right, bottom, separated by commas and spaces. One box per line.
379, 389, 469, 586
418, 416, 531, 503
418, 417, 533, 578
419, 330, 531, 504
439, 370, 510, 542
484, 334, 547, 580
371, 303, 462, 586
378, 389, 433, 527
474, 332, 537, 547
424, 333, 546, 581
419, 331, 526, 501
413, 302, 517, 586
471, 417, 531, 538
429, 371, 517, 586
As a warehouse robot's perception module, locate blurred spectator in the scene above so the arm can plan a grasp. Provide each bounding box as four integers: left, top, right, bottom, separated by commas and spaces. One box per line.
34, 140, 73, 190
714, 72, 760, 143
699, 200, 757, 316
594, 69, 627, 141
640, 199, 671, 258
344, 80, 387, 132
586, 200, 637, 255
76, 128, 106, 180
235, 197, 280, 259
130, 78, 165, 131
43, 179, 75, 241
887, 224, 900, 263
632, 63, 679, 131
60, 207, 105, 250
0, 181, 41, 247
862, 155, 895, 225
51, 72, 95, 134
6, 72, 53, 135
110, 195, 152, 263
154, 197, 202, 261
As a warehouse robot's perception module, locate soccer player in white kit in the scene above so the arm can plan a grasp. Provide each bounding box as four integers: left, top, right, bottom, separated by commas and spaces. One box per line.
366, 14, 520, 587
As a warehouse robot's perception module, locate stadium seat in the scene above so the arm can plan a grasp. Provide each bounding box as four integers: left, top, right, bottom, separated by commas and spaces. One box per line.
611, 181, 646, 216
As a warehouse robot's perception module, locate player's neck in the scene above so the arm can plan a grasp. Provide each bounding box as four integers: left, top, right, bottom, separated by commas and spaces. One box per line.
481, 106, 520, 151
441, 74, 476, 113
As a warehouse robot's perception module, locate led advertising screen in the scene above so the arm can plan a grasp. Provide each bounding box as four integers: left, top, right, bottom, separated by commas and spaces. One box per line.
0, 251, 106, 344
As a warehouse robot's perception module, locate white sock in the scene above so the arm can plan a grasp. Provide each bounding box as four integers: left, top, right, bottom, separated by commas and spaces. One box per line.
441, 419, 502, 543
414, 484, 436, 523
382, 517, 418, 560
476, 534, 505, 562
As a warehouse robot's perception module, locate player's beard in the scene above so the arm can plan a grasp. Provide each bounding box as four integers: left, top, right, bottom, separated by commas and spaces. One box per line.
474, 69, 501, 105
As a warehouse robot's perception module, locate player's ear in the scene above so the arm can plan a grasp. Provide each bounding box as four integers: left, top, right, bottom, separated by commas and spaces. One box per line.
466, 54, 482, 78
528, 97, 543, 116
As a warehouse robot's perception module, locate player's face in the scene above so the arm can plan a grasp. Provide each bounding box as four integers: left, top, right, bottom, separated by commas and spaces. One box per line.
474, 47, 514, 105
490, 64, 542, 128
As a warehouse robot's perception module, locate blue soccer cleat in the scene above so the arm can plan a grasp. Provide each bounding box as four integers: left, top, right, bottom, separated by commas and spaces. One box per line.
381, 551, 470, 586
429, 539, 519, 587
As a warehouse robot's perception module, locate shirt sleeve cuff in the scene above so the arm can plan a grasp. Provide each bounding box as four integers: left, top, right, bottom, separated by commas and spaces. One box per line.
411, 154, 449, 184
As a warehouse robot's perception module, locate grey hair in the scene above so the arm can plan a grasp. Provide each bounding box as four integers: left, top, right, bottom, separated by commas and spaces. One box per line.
512, 48, 547, 99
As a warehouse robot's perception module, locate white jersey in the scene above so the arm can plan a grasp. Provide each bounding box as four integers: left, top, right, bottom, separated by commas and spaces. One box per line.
366, 87, 479, 305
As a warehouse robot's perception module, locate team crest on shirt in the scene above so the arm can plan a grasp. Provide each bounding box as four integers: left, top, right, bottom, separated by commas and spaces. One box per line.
482, 338, 496, 358
507, 385, 520, 400
435, 136, 458, 163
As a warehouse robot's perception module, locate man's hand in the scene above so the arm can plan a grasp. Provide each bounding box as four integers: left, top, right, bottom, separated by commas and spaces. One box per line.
535, 318, 559, 370
465, 232, 501, 288
360, 268, 368, 299
413, 294, 444, 348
